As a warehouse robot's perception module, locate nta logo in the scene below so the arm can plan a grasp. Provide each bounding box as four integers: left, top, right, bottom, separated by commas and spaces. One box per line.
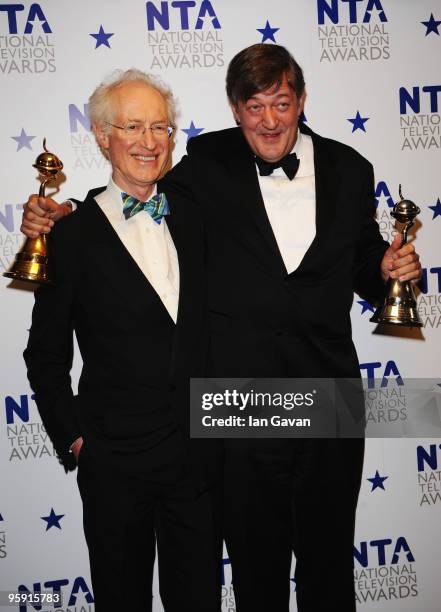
375, 181, 394, 208
399, 86, 441, 150
354, 537, 417, 603
68, 103, 91, 133
354, 537, 414, 567
417, 444, 441, 506
0, 4, 51, 34
417, 443, 441, 472
5, 393, 33, 424
400, 86, 441, 115
360, 360, 403, 388
419, 267, 441, 294
0, 4, 55, 75
317, 0, 387, 25
146, 0, 220, 31
145, 0, 224, 69
18, 577, 93, 610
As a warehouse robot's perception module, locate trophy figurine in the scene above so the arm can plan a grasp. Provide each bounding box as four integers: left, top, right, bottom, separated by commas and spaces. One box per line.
3, 139, 63, 284
370, 186, 422, 327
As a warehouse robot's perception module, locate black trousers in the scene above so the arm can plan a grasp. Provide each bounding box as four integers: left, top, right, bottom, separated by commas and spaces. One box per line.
77, 432, 222, 612
224, 438, 364, 612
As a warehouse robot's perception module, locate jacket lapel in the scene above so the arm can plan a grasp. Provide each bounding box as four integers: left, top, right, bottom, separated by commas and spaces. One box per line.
163, 201, 183, 323
287, 123, 340, 276
163, 194, 207, 381
225, 124, 342, 278
226, 131, 288, 277
81, 192, 171, 312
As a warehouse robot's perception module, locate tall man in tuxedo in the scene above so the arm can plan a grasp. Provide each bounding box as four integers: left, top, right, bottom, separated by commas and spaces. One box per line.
163, 44, 421, 611
23, 70, 221, 612
21, 46, 421, 611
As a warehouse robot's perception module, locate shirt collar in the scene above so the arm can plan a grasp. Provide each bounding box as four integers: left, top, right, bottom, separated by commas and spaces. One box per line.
291, 129, 314, 178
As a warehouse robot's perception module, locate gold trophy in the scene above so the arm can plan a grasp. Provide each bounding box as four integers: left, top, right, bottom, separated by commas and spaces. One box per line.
370, 186, 422, 327
4, 139, 63, 284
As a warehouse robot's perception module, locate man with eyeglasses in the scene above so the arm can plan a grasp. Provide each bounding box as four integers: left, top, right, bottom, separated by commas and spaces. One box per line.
23, 69, 222, 612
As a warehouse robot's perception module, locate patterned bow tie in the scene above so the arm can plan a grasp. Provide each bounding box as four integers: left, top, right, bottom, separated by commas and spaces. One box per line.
121, 192, 170, 224
255, 153, 300, 181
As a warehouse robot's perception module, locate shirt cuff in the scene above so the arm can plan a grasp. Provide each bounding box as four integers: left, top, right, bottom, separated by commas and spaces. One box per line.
64, 199, 77, 212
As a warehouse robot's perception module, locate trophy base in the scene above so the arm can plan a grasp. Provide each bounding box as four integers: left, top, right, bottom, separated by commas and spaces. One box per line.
370, 302, 422, 327
3, 251, 51, 285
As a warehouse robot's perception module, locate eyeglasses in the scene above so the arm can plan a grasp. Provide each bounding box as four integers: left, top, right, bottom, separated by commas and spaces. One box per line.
107, 122, 174, 139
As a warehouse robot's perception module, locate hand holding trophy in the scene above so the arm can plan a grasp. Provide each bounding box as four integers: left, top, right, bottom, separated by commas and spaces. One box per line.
4, 139, 63, 284
370, 186, 422, 327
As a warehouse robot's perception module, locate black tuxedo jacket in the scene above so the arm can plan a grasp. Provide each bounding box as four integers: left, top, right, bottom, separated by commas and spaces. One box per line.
163, 123, 389, 379
24, 188, 220, 484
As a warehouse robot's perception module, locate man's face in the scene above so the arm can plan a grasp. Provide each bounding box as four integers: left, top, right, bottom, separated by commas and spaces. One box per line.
231, 73, 305, 162
95, 81, 171, 200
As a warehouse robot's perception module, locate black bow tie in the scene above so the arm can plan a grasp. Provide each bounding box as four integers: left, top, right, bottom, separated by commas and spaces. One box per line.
255, 153, 300, 180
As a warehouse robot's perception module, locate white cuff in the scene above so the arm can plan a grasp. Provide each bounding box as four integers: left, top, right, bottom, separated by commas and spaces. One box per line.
64, 199, 77, 211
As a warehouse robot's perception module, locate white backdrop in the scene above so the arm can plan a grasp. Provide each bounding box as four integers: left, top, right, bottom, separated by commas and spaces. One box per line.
1, 1, 440, 610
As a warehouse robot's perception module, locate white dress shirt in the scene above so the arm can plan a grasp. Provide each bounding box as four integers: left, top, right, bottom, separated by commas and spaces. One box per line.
95, 179, 179, 323
257, 130, 316, 274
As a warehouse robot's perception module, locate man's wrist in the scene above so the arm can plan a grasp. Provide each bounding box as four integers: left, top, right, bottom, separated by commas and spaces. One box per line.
69, 436, 83, 457
62, 200, 75, 215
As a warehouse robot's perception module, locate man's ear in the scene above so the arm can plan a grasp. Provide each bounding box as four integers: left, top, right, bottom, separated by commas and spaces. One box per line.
93, 123, 110, 152
298, 91, 306, 117
230, 103, 241, 126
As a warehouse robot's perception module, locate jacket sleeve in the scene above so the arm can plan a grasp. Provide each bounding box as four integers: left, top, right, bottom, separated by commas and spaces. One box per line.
353, 163, 389, 306
23, 223, 80, 468
68, 186, 106, 209
161, 154, 197, 203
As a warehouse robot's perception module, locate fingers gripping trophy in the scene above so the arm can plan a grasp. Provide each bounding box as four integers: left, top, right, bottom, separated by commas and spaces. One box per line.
4, 139, 63, 284
370, 186, 422, 327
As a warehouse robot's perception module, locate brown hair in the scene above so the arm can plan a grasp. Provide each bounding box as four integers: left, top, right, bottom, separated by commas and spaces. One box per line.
226, 44, 305, 106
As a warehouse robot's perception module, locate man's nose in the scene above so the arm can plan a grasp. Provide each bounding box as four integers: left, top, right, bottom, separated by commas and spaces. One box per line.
261, 107, 278, 129
140, 127, 156, 149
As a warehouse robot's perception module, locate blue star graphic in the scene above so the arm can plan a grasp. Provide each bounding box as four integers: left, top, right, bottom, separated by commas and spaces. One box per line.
90, 25, 114, 49
421, 13, 441, 36
257, 20, 279, 43
11, 128, 35, 151
41, 508, 65, 531
348, 111, 369, 133
367, 470, 388, 491
429, 198, 441, 219
357, 300, 375, 314
182, 121, 204, 142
